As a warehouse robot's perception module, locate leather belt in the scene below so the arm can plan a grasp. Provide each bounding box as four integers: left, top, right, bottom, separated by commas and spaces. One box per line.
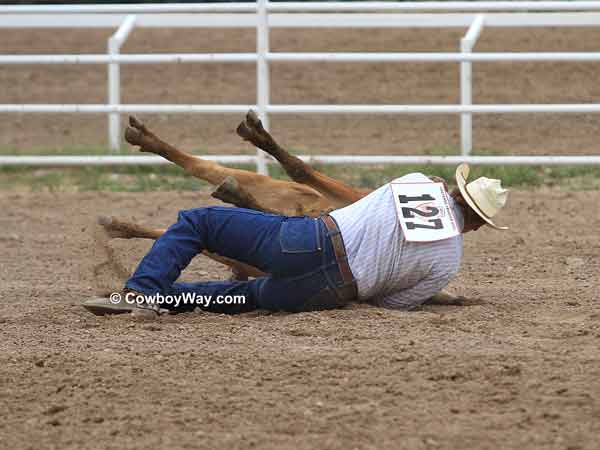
320, 214, 358, 304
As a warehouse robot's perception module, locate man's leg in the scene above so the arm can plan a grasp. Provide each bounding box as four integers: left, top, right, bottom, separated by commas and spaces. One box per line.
125, 206, 324, 298
169, 265, 342, 314
168, 279, 265, 314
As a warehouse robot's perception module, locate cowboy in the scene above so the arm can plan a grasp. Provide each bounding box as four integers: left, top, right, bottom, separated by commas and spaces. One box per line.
83, 163, 508, 317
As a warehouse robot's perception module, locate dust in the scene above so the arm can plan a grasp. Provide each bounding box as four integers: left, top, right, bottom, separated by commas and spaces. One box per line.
90, 219, 131, 292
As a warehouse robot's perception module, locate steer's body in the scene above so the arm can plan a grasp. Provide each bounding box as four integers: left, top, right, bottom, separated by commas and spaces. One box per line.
123, 114, 347, 217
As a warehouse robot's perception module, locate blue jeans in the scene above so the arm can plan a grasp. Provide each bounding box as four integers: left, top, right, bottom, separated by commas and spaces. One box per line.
125, 207, 350, 314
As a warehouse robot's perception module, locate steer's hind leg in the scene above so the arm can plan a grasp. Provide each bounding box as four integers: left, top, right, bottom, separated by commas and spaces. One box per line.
237, 110, 366, 207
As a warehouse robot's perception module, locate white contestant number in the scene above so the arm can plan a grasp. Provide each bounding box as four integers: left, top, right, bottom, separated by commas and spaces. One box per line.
391, 182, 459, 242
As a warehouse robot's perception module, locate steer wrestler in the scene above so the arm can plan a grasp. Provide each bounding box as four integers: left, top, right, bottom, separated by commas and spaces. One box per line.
84, 163, 508, 317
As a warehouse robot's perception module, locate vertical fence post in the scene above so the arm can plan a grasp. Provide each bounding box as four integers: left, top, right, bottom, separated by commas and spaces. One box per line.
107, 39, 120, 152
255, 0, 270, 175
460, 14, 485, 156
107, 15, 136, 152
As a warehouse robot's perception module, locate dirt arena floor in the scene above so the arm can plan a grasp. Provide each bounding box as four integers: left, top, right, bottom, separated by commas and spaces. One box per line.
2, 26, 600, 155
1, 188, 599, 450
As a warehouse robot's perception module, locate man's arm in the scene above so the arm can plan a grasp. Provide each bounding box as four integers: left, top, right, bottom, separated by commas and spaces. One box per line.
374, 273, 453, 310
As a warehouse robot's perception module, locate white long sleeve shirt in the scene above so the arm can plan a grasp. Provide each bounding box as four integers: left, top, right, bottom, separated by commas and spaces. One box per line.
329, 173, 464, 310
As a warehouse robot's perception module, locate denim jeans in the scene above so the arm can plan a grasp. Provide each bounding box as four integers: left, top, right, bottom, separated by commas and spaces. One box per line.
125, 207, 350, 314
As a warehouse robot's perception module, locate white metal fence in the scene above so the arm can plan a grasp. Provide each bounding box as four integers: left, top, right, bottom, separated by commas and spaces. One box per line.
2, 1, 600, 172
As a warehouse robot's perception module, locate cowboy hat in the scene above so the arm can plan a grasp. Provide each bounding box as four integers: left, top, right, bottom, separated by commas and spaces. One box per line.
455, 163, 509, 230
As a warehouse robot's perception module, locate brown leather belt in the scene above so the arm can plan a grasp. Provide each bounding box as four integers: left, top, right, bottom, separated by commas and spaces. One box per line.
320, 214, 358, 304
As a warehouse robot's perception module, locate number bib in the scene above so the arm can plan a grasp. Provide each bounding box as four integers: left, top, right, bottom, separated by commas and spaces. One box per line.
391, 182, 460, 242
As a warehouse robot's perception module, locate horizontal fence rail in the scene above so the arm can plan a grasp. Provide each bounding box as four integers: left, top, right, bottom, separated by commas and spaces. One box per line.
5, 52, 600, 64
1, 2, 600, 169
1, 155, 599, 167
5, 2, 600, 13
2, 13, 600, 28
2, 104, 600, 114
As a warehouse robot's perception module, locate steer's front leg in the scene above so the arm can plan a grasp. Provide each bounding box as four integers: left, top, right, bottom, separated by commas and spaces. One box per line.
125, 115, 239, 187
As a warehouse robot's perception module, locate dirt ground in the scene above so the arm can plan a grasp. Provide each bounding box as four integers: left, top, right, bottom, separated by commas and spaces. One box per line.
2, 27, 600, 155
0, 189, 599, 450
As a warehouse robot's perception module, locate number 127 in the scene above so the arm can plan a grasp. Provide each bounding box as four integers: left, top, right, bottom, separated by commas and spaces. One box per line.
397, 193, 443, 230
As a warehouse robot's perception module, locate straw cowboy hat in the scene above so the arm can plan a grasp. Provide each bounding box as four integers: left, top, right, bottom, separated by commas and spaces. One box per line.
455, 163, 509, 230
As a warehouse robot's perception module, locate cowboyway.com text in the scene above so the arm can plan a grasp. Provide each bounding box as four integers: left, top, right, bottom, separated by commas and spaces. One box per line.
109, 291, 246, 309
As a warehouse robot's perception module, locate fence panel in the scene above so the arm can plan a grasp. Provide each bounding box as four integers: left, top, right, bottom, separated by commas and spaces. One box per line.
1, 1, 600, 169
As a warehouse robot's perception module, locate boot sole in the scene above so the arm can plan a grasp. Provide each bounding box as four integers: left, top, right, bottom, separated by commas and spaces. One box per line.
82, 297, 135, 316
